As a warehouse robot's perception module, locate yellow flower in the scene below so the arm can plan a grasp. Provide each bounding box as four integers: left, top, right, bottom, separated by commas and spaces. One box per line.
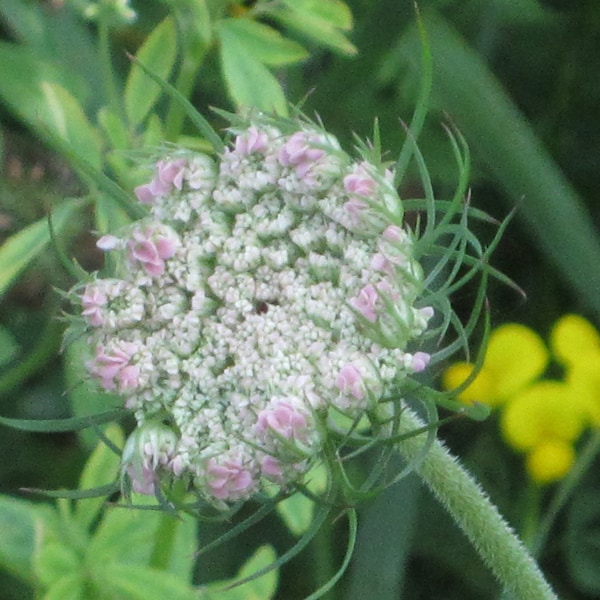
550, 314, 600, 370
525, 440, 575, 485
443, 316, 600, 485
551, 314, 600, 426
500, 381, 587, 484
442, 324, 548, 407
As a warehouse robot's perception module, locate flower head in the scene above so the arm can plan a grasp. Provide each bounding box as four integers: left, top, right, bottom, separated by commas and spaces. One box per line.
74, 115, 434, 506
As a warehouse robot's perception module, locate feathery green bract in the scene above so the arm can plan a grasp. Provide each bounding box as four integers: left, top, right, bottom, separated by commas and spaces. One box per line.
0, 409, 129, 432
126, 54, 225, 154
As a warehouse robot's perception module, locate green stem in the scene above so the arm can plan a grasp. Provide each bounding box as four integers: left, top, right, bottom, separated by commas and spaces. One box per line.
531, 426, 600, 557
520, 480, 542, 550
149, 511, 179, 571
396, 408, 557, 600
312, 519, 336, 600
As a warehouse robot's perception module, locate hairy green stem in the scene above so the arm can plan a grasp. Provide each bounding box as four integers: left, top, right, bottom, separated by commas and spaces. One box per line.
396, 408, 557, 600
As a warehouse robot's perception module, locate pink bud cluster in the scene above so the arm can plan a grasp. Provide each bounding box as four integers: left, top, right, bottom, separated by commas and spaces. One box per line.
74, 117, 434, 507
126, 226, 179, 277
134, 158, 186, 204
206, 456, 256, 501
81, 285, 107, 327
87, 341, 140, 392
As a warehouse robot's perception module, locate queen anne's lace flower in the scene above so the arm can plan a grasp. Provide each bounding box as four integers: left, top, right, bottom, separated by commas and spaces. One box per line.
77, 117, 433, 506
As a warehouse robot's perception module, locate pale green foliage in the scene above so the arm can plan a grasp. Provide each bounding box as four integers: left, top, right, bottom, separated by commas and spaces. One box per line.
0, 425, 280, 598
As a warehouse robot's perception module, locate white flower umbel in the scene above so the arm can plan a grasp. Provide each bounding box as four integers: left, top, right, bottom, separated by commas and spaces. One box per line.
79, 116, 434, 507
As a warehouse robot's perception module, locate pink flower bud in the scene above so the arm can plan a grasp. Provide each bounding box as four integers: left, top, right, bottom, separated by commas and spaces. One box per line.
134, 183, 155, 204
260, 455, 284, 480
383, 225, 405, 243
121, 421, 179, 495
206, 458, 255, 501
169, 455, 185, 477
337, 364, 365, 399
344, 163, 377, 197
411, 351, 431, 373
371, 252, 391, 273
156, 158, 186, 191
278, 132, 327, 184
116, 364, 141, 391
126, 227, 179, 277
343, 198, 368, 217
256, 399, 310, 442
349, 284, 379, 322
134, 158, 187, 204
235, 126, 269, 155
81, 284, 107, 327
260, 455, 306, 484
125, 464, 156, 495
88, 342, 138, 391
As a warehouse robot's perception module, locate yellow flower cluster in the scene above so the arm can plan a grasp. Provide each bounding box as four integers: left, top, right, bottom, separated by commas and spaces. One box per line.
443, 315, 600, 485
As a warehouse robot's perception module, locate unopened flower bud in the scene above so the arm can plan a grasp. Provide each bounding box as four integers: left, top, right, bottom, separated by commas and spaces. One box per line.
121, 420, 179, 495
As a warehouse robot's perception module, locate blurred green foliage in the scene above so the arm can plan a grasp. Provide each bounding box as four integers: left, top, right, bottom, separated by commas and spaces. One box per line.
1, 0, 600, 598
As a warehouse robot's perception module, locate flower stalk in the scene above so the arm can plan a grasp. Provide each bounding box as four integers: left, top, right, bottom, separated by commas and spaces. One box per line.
396, 408, 557, 600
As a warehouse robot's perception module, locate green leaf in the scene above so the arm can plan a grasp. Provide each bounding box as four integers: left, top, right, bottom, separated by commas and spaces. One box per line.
398, 10, 600, 318
125, 17, 178, 126
95, 563, 198, 600
41, 126, 145, 220
39, 81, 103, 168
566, 488, 600, 594
0, 46, 100, 165
0, 198, 81, 301
0, 0, 101, 104
276, 464, 327, 536
282, 0, 353, 30
94, 192, 133, 239
345, 474, 420, 600
269, 0, 356, 56
75, 424, 124, 530
98, 106, 130, 151
217, 19, 308, 67
0, 495, 57, 583
0, 326, 20, 367
0, 42, 88, 121
203, 545, 278, 600
0, 319, 63, 398
177, 0, 213, 48
143, 113, 164, 148
35, 541, 81, 589
89, 507, 162, 566
89, 503, 197, 579
42, 573, 86, 600
217, 24, 287, 115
